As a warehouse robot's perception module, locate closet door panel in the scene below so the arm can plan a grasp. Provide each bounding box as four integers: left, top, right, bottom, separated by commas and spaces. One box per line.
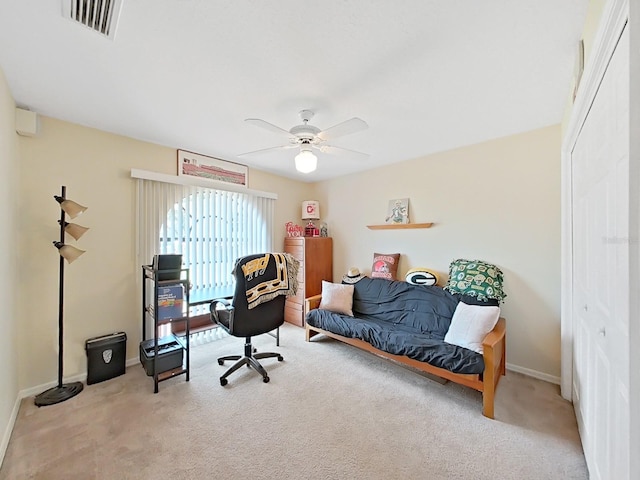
571, 26, 629, 480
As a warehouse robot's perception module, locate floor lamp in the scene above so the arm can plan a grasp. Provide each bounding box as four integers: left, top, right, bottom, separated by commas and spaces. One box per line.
34, 186, 88, 407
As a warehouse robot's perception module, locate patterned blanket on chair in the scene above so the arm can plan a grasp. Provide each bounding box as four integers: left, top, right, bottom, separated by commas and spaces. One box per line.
238, 253, 300, 309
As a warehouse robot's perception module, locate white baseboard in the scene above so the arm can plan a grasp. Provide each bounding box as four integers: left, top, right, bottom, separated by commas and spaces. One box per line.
18, 356, 141, 400
126, 356, 140, 368
17, 358, 560, 400
0, 395, 21, 469
506, 363, 561, 385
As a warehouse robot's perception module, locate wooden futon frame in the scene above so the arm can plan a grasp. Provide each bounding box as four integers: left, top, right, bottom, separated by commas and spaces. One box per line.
304, 294, 506, 419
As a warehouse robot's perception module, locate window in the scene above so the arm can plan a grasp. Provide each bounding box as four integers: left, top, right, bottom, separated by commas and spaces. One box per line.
135, 174, 275, 320
159, 188, 272, 309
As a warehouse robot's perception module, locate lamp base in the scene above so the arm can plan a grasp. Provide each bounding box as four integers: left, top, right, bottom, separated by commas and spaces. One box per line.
304, 220, 316, 237
34, 382, 84, 407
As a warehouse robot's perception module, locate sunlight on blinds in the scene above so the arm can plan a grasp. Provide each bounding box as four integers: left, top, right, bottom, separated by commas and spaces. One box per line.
136, 179, 274, 318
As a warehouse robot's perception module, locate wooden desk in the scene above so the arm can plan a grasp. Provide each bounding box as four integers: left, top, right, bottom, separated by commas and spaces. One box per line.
189, 286, 234, 306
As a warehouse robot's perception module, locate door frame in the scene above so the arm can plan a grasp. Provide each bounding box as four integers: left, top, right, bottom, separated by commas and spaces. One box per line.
561, 0, 640, 475
560, 0, 628, 401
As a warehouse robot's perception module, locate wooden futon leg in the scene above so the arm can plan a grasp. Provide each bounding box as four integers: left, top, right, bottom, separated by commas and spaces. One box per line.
481, 318, 506, 419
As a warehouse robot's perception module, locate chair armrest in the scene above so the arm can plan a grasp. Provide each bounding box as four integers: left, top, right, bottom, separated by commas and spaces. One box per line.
211, 298, 232, 309
482, 317, 506, 349
210, 298, 235, 330
305, 294, 322, 313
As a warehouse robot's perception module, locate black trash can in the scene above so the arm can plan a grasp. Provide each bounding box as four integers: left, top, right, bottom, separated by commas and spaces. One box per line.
85, 332, 127, 385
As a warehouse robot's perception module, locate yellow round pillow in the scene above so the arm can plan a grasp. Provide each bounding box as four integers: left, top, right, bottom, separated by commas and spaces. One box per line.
405, 268, 439, 286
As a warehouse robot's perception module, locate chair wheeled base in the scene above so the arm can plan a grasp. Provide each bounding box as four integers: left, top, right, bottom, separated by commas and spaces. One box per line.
217, 336, 283, 386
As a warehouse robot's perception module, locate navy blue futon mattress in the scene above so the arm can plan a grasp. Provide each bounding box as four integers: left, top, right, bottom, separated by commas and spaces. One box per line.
305, 278, 485, 374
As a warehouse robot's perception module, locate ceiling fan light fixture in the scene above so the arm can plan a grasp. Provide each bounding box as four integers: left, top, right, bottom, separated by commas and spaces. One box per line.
241, 110, 369, 171
295, 149, 317, 173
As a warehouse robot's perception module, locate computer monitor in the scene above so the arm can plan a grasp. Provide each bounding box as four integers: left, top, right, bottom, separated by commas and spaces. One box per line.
152, 254, 183, 281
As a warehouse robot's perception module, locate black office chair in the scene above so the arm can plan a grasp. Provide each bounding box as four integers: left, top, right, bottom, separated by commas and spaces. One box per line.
210, 253, 298, 386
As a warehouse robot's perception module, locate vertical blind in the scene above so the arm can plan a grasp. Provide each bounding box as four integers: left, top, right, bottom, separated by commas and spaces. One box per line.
136, 178, 275, 315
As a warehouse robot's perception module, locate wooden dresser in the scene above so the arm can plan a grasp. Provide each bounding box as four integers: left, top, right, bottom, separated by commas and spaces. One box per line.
283, 237, 333, 327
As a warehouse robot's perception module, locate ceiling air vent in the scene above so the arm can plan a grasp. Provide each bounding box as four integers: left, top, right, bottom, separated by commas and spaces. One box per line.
62, 0, 124, 40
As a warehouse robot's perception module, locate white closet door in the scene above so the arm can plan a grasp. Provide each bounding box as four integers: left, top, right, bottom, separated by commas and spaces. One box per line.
571, 25, 629, 480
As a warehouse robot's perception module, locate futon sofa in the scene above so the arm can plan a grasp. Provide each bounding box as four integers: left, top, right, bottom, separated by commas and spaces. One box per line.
304, 276, 506, 418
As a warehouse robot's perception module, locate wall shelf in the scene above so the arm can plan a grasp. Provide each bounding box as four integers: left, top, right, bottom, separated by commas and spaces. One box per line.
366, 223, 433, 230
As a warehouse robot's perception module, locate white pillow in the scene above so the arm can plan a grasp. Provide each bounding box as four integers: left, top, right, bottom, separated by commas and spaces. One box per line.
444, 302, 500, 354
319, 281, 354, 316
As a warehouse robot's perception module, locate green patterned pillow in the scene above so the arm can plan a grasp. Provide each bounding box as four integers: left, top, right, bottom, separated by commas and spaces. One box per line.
444, 259, 506, 303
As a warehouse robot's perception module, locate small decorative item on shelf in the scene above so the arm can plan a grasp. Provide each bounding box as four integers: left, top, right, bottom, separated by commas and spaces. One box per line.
385, 198, 410, 224
320, 222, 328, 237
285, 222, 304, 237
302, 200, 320, 237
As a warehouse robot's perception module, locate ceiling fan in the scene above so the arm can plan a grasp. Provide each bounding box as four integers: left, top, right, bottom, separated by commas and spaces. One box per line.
239, 110, 369, 173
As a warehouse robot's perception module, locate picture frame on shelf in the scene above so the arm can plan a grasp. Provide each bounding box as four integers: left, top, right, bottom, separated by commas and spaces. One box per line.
177, 149, 248, 187
573, 39, 584, 103
385, 198, 410, 224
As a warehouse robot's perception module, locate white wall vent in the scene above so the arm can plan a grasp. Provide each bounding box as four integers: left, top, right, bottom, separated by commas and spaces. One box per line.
62, 0, 124, 40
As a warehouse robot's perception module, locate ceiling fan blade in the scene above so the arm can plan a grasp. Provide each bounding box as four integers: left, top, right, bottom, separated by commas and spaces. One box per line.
315, 144, 370, 160
238, 144, 298, 157
245, 118, 294, 139
317, 117, 368, 141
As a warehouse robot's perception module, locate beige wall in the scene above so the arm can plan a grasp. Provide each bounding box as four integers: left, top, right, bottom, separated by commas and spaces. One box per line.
315, 125, 562, 379
582, 0, 608, 64
16, 116, 308, 390
0, 68, 19, 461
14, 117, 563, 389
12, 116, 562, 389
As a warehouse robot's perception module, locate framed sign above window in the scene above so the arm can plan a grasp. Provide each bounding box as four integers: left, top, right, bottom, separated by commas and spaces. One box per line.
177, 149, 248, 188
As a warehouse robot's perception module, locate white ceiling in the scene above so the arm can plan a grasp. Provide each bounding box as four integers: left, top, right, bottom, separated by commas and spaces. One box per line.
0, 1, 588, 182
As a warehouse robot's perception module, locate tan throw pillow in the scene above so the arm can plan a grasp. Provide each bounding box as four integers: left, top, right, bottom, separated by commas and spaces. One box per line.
371, 252, 400, 280
444, 302, 500, 354
319, 280, 355, 316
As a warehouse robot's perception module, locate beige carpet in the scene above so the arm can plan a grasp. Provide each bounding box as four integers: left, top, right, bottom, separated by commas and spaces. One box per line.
1, 323, 588, 480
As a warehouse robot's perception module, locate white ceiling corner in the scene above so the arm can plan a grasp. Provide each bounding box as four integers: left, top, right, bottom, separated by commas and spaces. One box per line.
0, 1, 588, 182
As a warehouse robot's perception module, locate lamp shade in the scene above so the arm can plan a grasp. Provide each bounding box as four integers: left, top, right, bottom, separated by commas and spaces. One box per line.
54, 195, 87, 219
59, 221, 89, 241
302, 200, 320, 220
53, 241, 85, 264
294, 149, 317, 173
